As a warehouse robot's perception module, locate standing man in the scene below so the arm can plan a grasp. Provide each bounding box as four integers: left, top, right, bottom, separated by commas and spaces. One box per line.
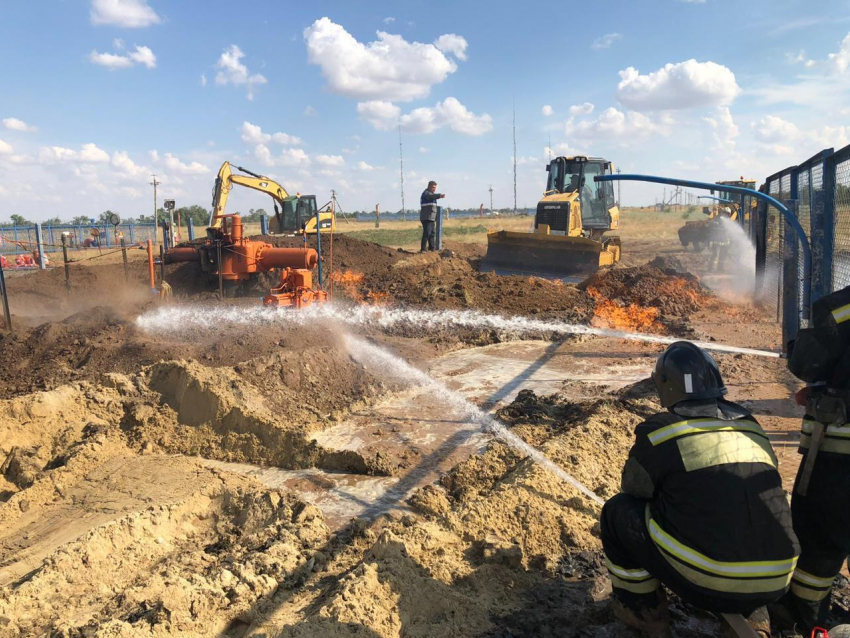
601, 341, 799, 637
420, 180, 445, 252
776, 286, 850, 635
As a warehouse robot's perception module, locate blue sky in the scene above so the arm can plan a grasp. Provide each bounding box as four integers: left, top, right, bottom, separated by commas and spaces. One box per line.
1, 0, 850, 221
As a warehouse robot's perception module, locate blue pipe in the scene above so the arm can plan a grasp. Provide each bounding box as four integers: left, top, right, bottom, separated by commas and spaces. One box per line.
595, 173, 812, 316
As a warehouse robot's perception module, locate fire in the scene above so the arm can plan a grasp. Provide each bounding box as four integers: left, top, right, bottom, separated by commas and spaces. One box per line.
587, 287, 664, 333
331, 270, 387, 305
656, 277, 706, 306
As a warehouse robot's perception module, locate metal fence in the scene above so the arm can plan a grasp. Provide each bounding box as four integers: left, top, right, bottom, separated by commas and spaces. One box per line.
755, 143, 850, 348
0, 222, 159, 256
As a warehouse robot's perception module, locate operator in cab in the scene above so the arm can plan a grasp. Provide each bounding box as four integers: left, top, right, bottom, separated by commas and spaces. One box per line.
773, 285, 850, 636
601, 342, 799, 637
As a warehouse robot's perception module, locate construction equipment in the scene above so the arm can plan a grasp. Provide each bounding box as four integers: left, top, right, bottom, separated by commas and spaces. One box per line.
164, 213, 322, 298
678, 178, 756, 251
210, 161, 335, 235
481, 156, 621, 278
262, 268, 328, 308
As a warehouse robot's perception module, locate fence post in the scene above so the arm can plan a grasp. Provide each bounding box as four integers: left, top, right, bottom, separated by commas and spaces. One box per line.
61, 234, 71, 294
121, 237, 129, 282
436, 206, 443, 250
130, 223, 136, 244
0, 259, 11, 330
34, 223, 46, 270
187, 218, 195, 241
822, 153, 836, 296
260, 214, 268, 235
782, 200, 801, 349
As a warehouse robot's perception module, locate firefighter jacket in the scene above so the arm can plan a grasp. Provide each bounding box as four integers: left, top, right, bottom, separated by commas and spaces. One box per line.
620, 400, 799, 598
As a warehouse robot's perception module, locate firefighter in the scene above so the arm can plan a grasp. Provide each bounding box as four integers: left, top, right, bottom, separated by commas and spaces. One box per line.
601, 341, 799, 637
775, 285, 850, 634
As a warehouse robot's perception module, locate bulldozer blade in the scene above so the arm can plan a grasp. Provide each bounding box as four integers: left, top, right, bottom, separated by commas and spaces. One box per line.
481, 231, 604, 280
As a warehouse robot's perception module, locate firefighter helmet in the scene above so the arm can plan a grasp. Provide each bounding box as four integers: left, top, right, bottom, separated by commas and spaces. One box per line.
652, 341, 727, 408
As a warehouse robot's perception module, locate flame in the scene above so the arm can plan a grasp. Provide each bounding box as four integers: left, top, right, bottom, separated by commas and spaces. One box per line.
655, 277, 705, 306
587, 287, 664, 333
331, 270, 387, 305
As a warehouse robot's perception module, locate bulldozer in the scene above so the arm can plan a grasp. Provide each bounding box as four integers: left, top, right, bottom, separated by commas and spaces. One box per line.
677, 179, 756, 251
481, 155, 621, 278
209, 161, 335, 235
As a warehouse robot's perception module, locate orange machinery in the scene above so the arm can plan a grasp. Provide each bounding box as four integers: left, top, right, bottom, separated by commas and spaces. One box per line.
164, 213, 328, 306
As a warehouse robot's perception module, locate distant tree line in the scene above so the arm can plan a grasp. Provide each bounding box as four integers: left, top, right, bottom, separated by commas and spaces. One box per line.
0, 206, 272, 227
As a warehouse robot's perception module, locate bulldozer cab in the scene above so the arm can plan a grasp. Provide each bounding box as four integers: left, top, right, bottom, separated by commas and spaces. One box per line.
545, 156, 616, 231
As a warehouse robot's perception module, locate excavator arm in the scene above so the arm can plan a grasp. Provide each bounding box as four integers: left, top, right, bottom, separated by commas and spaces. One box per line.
209, 162, 290, 229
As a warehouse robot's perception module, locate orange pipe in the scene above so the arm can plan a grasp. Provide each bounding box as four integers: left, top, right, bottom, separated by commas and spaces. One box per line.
258, 247, 318, 270
231, 215, 243, 242
146, 239, 155, 290
164, 247, 201, 263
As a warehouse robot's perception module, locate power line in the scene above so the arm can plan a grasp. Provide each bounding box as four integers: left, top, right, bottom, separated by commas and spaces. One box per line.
398, 121, 405, 221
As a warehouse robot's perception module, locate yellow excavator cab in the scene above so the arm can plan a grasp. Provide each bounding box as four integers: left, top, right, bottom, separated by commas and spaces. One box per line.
482, 156, 621, 278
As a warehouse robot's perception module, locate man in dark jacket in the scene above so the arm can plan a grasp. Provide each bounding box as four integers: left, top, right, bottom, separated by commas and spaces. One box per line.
774, 285, 850, 635
602, 341, 799, 637
420, 180, 445, 252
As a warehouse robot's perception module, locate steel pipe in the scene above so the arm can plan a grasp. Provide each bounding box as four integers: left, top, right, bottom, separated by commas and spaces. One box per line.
258, 247, 318, 270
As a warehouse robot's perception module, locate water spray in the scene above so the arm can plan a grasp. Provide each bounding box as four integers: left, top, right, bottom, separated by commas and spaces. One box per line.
137, 304, 780, 359
343, 334, 605, 506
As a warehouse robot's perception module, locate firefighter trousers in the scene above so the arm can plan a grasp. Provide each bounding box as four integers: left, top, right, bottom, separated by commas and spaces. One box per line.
601, 493, 784, 617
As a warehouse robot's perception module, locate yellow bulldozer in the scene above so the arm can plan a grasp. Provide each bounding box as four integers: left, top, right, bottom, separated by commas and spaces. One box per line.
481, 155, 621, 278
677, 179, 756, 251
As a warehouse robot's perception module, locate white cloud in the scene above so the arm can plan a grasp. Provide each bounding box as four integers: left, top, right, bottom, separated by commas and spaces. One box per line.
201, 74, 207, 86
214, 45, 268, 100
38, 143, 110, 164
112, 150, 146, 176
434, 34, 468, 61
303, 17, 465, 102
419, 146, 428, 153
2, 118, 37, 133
304, 105, 318, 116
89, 44, 156, 70
565, 107, 672, 144
592, 33, 622, 50
155, 152, 209, 174
383, 17, 395, 24
128, 45, 156, 68
828, 32, 850, 74
357, 161, 374, 170
702, 106, 738, 150
240, 121, 301, 146
0, 139, 12, 154
254, 145, 310, 168
678, 0, 706, 3
89, 50, 133, 69
316, 154, 345, 167
616, 59, 741, 111
749, 115, 849, 156
542, 105, 554, 117
359, 97, 492, 136
568, 102, 595, 116
787, 49, 816, 68
90, 0, 161, 28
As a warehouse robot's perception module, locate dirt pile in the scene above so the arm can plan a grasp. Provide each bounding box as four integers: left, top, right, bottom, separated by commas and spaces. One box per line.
579, 262, 712, 334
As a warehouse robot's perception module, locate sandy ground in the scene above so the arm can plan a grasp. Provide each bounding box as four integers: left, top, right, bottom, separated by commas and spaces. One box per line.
0, 213, 845, 637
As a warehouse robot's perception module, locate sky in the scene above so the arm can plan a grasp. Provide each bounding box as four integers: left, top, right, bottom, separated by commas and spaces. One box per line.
2, 0, 850, 222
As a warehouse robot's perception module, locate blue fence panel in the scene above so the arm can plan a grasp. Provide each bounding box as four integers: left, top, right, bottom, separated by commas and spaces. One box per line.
0, 223, 159, 257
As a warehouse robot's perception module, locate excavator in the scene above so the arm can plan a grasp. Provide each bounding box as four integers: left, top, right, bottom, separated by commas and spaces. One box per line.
209, 161, 335, 235
481, 155, 621, 278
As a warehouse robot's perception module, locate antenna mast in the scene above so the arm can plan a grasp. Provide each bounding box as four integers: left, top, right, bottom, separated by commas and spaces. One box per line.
512, 103, 517, 215
398, 121, 405, 221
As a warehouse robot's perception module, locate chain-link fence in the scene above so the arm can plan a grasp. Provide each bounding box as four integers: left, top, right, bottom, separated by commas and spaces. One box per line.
0, 222, 159, 257
755, 143, 850, 349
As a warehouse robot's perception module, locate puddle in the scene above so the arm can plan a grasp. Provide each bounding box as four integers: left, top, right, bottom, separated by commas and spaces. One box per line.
211, 340, 653, 530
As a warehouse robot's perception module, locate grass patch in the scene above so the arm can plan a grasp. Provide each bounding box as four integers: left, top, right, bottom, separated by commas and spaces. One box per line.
346, 224, 488, 247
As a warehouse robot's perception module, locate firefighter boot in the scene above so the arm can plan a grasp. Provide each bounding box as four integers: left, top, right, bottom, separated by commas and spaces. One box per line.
719, 607, 771, 638
611, 595, 672, 638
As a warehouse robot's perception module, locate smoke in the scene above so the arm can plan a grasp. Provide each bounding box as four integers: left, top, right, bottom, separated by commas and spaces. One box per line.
136, 303, 780, 358
343, 334, 605, 505
704, 217, 757, 302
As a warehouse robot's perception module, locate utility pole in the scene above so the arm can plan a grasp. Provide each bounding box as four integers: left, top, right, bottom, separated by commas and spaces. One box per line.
398, 121, 405, 221
489, 185, 494, 215
150, 174, 161, 240
616, 166, 622, 207
512, 103, 517, 216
